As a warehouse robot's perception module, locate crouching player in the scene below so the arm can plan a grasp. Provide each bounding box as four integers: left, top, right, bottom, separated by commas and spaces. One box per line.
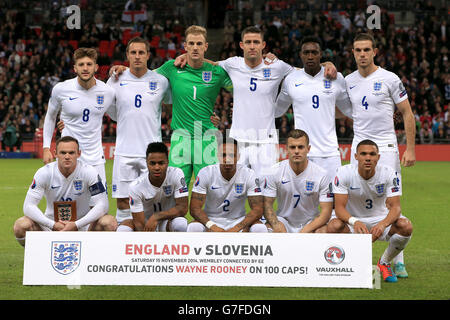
188, 139, 267, 232
263, 129, 333, 233
13, 136, 116, 247
327, 139, 413, 282
117, 142, 189, 232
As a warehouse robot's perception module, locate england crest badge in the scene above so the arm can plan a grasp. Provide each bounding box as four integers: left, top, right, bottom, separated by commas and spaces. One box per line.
324, 79, 331, 89
97, 95, 104, 104
235, 183, 244, 194
149, 81, 157, 90
73, 180, 83, 191
202, 71, 212, 83
51, 241, 81, 275
375, 183, 385, 195
263, 68, 271, 78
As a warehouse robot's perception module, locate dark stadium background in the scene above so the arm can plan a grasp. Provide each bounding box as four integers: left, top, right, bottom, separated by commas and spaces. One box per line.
0, 0, 448, 154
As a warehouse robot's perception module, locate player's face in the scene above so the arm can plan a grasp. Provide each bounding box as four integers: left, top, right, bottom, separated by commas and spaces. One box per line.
287, 136, 310, 164
147, 152, 168, 180
55, 141, 80, 172
126, 42, 150, 70
185, 34, 208, 63
300, 42, 321, 71
352, 40, 377, 68
240, 33, 266, 63
74, 56, 98, 82
355, 145, 380, 173
218, 143, 238, 173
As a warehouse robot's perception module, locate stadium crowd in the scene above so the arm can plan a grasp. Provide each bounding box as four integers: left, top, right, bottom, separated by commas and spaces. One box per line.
0, 0, 449, 152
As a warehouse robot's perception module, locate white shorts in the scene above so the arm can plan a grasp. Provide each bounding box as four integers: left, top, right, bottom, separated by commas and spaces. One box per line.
346, 214, 408, 241
275, 216, 312, 233
350, 143, 402, 193
308, 155, 341, 182
237, 142, 278, 179
112, 155, 148, 198
193, 216, 246, 231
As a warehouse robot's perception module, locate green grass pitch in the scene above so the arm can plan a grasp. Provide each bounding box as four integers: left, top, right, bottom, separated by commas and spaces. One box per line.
0, 159, 449, 300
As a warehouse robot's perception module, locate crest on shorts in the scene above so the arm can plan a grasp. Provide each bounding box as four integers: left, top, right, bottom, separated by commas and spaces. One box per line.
73, 180, 83, 191
149, 81, 157, 90
97, 95, 104, 104
235, 183, 244, 194
375, 183, 385, 194
305, 181, 315, 192
51, 241, 81, 275
324, 79, 332, 89
263, 68, 271, 78
373, 81, 382, 91
163, 185, 173, 196
202, 71, 212, 83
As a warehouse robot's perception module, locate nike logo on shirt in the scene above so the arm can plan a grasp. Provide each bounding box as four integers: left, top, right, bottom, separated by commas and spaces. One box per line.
69, 97, 78, 100
349, 85, 356, 89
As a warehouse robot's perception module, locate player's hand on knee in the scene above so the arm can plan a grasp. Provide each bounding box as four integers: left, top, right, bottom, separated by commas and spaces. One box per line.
354, 221, 369, 234
271, 221, 286, 233
370, 223, 386, 242
109, 65, 127, 79
43, 148, 55, 164
57, 120, 65, 132
209, 225, 226, 232
173, 53, 187, 68
144, 216, 159, 231
52, 221, 65, 231
61, 221, 78, 231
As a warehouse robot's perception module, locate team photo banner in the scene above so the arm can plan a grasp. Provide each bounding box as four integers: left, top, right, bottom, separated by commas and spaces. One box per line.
23, 232, 372, 288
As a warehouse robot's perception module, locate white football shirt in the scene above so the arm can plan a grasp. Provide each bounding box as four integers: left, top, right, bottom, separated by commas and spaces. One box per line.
129, 166, 189, 221
43, 78, 115, 165
345, 67, 408, 147
24, 160, 107, 229
107, 69, 171, 157
191, 164, 262, 220
276, 67, 351, 157
219, 57, 294, 143
263, 160, 333, 227
333, 164, 402, 218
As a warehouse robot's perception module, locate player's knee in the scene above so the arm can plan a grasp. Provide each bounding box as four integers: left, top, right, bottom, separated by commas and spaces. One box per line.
170, 217, 188, 232
187, 221, 205, 232
314, 225, 328, 233
97, 215, 118, 231
395, 218, 413, 236
13, 217, 33, 237
327, 218, 345, 233
249, 223, 268, 233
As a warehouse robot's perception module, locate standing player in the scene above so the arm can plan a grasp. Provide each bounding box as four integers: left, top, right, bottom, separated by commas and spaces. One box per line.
188, 139, 266, 232
345, 33, 416, 276
155, 25, 233, 184
107, 37, 172, 225
327, 140, 413, 283
118, 142, 189, 232
263, 130, 333, 233
275, 36, 352, 181
42, 48, 115, 213
13, 136, 116, 247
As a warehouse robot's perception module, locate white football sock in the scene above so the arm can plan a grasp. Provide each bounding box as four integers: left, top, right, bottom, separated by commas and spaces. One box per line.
116, 208, 131, 223
380, 234, 411, 264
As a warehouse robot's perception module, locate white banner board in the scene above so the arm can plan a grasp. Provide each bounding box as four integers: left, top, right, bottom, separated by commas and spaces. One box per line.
23, 231, 372, 288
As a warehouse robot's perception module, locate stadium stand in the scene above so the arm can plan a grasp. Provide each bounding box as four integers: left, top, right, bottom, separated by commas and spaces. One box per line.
0, 0, 448, 152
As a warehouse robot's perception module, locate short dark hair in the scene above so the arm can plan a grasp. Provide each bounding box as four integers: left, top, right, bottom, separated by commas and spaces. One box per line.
146, 142, 168, 158
287, 129, 309, 145
56, 136, 79, 150
353, 33, 376, 48
300, 36, 322, 51
126, 36, 150, 53
356, 139, 379, 152
241, 26, 264, 41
